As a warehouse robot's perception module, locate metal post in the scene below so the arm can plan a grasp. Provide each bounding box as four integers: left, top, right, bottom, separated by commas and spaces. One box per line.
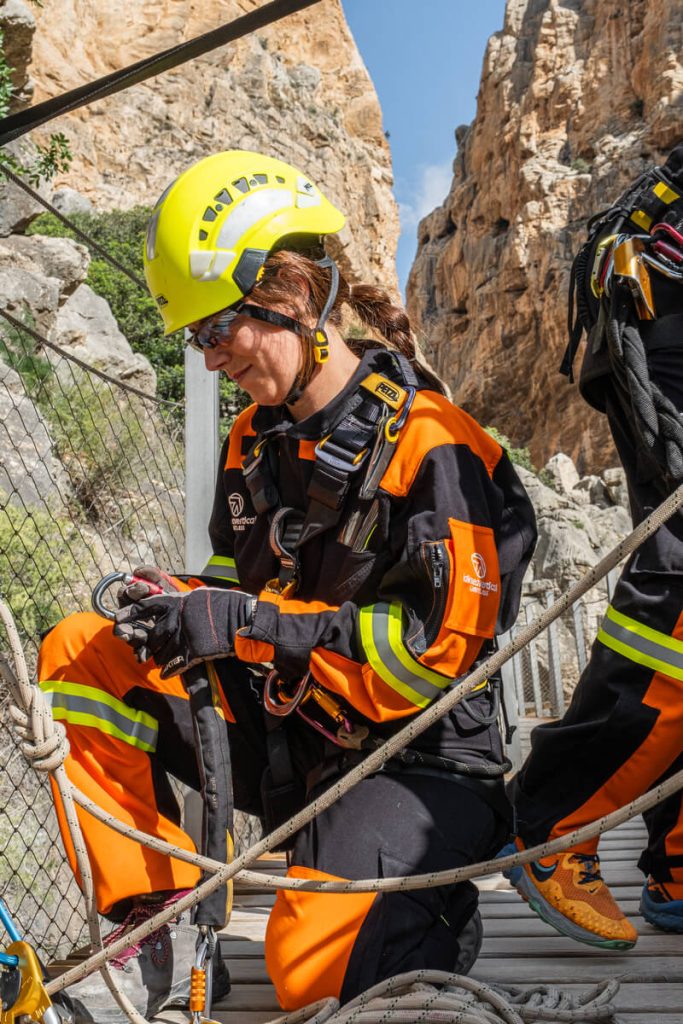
572, 599, 587, 674
184, 344, 220, 574
525, 603, 544, 717
498, 629, 522, 770
545, 588, 565, 716
606, 567, 620, 601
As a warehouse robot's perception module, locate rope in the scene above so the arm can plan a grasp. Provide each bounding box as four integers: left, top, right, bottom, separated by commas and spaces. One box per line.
0, 164, 149, 291
3, 482, 683, 1018
0, 0, 323, 146
263, 973, 619, 1023
607, 283, 683, 487
0, 306, 182, 409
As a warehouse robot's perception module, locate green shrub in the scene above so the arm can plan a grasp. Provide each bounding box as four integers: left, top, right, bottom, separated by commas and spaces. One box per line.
0, 498, 92, 640
485, 425, 535, 472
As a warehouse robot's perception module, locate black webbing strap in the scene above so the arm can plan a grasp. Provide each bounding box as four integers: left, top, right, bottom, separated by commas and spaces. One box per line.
0, 0, 322, 147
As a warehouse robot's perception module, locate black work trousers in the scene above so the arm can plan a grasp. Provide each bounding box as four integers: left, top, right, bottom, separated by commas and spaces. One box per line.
512, 340, 683, 885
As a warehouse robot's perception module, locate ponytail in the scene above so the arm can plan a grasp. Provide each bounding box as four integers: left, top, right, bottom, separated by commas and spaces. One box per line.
345, 282, 448, 395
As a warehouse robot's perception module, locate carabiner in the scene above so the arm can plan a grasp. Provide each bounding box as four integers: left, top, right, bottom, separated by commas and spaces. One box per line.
91, 572, 133, 620
263, 670, 311, 717
91, 571, 165, 620
190, 929, 217, 1024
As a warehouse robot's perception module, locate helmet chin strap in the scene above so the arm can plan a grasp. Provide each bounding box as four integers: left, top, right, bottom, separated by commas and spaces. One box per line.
284, 255, 339, 407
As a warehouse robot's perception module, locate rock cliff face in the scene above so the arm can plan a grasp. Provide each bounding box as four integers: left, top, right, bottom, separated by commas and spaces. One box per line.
25, 0, 398, 291
407, 0, 682, 473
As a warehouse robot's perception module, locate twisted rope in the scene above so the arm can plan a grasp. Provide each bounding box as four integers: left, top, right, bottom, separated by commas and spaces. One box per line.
607, 284, 683, 486
264, 972, 619, 1024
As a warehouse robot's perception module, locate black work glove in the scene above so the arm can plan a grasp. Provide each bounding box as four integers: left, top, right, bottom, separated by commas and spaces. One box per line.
116, 564, 181, 607
113, 588, 256, 678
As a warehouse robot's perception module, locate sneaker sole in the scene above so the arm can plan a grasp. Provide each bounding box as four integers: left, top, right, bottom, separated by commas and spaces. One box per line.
640, 897, 683, 934
500, 846, 636, 950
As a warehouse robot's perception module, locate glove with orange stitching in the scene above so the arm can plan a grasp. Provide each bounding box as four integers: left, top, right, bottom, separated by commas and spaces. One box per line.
113, 587, 256, 678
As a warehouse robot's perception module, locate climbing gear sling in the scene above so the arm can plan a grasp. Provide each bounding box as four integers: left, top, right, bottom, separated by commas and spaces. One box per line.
560, 143, 683, 491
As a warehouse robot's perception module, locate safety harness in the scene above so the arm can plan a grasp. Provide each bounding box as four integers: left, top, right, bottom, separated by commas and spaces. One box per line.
239, 350, 511, 838
242, 354, 418, 597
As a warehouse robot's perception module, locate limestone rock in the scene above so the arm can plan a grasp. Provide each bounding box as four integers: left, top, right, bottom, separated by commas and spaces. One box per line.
0, 361, 66, 506
0, 234, 89, 294
49, 284, 156, 394
0, 0, 35, 110
50, 187, 95, 217
407, 0, 683, 473
603, 467, 629, 510
517, 464, 632, 700
543, 453, 579, 495
27, 0, 399, 292
0, 141, 52, 237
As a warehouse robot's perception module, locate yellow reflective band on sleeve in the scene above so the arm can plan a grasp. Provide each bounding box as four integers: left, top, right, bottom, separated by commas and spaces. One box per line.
359, 601, 470, 709
39, 680, 158, 752
202, 554, 240, 584
597, 605, 683, 682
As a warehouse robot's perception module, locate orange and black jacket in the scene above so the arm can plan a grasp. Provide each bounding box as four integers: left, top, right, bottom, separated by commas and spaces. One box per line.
206, 348, 537, 764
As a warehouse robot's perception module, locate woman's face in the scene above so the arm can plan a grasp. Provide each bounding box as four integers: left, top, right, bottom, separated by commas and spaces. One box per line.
196, 305, 302, 405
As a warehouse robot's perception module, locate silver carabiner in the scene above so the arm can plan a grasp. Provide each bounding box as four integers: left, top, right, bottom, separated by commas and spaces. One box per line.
91, 571, 133, 620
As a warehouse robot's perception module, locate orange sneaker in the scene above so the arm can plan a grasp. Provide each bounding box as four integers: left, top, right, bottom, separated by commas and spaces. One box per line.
499, 840, 637, 949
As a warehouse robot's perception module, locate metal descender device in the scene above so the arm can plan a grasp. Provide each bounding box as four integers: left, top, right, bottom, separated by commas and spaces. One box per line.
0, 899, 60, 1024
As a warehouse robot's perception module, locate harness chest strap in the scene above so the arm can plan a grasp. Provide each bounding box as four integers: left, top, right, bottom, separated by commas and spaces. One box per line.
242, 361, 417, 594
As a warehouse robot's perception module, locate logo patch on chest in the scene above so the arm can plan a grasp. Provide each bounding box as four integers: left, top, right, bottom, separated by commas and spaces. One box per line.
229, 492, 256, 531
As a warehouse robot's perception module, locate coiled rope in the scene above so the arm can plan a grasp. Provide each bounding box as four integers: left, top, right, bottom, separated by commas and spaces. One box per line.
3, 481, 683, 1021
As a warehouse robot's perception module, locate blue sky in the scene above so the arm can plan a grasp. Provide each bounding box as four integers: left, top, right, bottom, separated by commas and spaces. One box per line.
341, 1, 506, 293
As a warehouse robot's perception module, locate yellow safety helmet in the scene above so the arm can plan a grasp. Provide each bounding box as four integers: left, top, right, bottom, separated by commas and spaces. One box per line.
144, 150, 346, 335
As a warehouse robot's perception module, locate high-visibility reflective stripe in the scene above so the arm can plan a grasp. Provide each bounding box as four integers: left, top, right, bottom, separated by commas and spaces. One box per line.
359, 601, 454, 708
202, 554, 240, 584
598, 605, 683, 682
40, 681, 158, 752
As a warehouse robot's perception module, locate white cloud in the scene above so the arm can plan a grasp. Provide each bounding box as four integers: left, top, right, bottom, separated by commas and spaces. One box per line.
399, 162, 452, 231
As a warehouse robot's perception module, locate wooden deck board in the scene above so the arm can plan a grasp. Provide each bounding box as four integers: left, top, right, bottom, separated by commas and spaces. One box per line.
49, 720, 683, 1021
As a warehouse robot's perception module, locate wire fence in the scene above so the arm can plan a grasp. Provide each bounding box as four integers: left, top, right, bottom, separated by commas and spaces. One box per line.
507, 571, 619, 720
0, 311, 184, 958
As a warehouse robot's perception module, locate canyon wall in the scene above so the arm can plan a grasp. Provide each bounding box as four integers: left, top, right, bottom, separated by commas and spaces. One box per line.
407, 0, 682, 471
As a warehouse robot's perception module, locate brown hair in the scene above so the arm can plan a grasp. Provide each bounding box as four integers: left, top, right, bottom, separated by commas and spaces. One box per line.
248, 249, 447, 394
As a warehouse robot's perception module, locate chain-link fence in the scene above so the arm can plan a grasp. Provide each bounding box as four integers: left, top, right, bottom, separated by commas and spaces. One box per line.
0, 310, 184, 959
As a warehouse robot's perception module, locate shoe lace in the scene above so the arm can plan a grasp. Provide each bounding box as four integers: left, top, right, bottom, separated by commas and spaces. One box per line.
106, 891, 187, 969
569, 853, 602, 886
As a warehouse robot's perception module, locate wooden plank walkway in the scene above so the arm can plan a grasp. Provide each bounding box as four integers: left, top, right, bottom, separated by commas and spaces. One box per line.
201, 715, 683, 1022
155, 816, 681, 1023
52, 720, 683, 1022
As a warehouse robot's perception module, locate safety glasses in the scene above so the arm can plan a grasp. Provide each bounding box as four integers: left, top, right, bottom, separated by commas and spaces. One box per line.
186, 303, 306, 352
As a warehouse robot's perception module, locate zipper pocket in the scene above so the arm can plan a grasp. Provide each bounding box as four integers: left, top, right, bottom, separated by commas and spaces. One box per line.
421, 540, 450, 646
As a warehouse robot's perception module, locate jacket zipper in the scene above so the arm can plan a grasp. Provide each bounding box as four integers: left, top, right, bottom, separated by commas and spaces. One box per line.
422, 541, 449, 647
